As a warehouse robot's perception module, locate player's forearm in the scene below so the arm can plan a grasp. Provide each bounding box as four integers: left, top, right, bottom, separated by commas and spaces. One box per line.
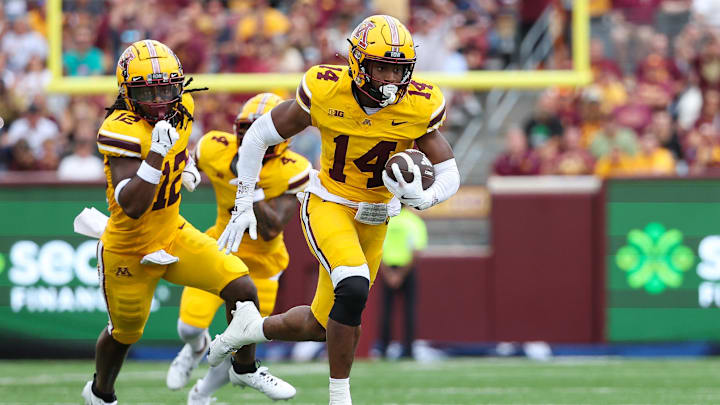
253, 195, 297, 241
253, 200, 284, 240
116, 152, 164, 219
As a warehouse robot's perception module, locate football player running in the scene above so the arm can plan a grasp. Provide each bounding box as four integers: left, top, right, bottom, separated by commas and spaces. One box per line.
210, 16, 460, 405
166, 93, 310, 404
81, 40, 293, 405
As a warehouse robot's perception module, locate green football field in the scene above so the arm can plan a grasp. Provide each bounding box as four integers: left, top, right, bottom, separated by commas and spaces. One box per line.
1, 357, 720, 404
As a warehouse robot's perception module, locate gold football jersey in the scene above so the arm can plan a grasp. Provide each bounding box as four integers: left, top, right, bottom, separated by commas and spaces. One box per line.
196, 130, 311, 261
97, 93, 195, 255
295, 65, 446, 203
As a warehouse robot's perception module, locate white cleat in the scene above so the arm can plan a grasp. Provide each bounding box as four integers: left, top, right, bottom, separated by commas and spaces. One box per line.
81, 381, 117, 405
187, 379, 216, 405
207, 301, 264, 367
229, 365, 297, 401
167, 330, 211, 390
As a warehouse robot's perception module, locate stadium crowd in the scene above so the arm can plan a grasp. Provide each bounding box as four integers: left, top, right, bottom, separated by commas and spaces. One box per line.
0, 0, 504, 179
494, 0, 720, 177
1, 0, 719, 180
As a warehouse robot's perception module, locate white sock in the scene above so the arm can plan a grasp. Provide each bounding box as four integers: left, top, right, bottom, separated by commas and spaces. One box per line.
329, 377, 351, 405
196, 356, 231, 396
177, 319, 207, 352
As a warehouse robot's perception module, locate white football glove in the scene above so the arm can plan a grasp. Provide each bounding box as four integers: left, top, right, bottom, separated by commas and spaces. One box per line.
382, 163, 433, 210
181, 158, 201, 192
217, 181, 257, 254
150, 120, 179, 157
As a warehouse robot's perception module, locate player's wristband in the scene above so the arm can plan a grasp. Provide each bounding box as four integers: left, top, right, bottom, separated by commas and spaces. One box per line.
137, 160, 162, 184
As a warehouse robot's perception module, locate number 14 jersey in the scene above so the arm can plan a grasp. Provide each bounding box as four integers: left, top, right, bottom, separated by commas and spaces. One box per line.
295, 65, 446, 204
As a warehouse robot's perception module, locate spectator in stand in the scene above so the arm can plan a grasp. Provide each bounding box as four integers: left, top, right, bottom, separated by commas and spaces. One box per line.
693, 33, 720, 93
163, 4, 210, 74
632, 131, 676, 174
635, 33, 684, 97
57, 127, 104, 181
235, 0, 290, 42
0, 53, 16, 90
36, 138, 60, 171
685, 122, 720, 173
0, 16, 47, 74
590, 38, 623, 80
2, 103, 60, 161
493, 126, 541, 176
650, 110, 684, 159
594, 145, 637, 178
693, 89, 720, 130
590, 121, 639, 159
8, 139, 36, 171
0, 79, 22, 130
63, 25, 105, 76
523, 89, 564, 149
12, 56, 51, 107
613, 83, 654, 134
549, 126, 595, 175
578, 87, 607, 147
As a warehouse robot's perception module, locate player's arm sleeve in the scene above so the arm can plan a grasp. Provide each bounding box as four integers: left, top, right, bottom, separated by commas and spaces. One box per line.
96, 126, 142, 158
295, 71, 312, 114
194, 135, 207, 172
426, 92, 447, 134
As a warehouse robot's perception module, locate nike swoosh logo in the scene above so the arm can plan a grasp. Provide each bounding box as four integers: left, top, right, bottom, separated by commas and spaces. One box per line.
391, 120, 408, 126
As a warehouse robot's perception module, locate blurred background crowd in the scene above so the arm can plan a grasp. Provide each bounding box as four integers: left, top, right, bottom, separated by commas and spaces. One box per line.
0, 0, 718, 181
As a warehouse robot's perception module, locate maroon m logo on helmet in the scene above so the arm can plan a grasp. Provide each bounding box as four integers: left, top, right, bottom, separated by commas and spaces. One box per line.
353, 21, 375, 49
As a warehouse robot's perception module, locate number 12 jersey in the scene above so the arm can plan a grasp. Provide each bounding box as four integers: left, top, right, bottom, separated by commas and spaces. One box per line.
96, 94, 195, 255
295, 65, 446, 204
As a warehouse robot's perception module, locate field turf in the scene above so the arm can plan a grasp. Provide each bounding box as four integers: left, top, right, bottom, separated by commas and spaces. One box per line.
1, 357, 719, 404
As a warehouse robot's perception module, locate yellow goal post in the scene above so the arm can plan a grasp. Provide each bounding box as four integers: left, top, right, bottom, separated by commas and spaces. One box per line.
46, 0, 590, 94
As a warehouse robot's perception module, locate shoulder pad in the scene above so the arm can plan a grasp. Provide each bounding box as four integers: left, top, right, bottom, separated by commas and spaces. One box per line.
97, 110, 144, 158
407, 78, 446, 133
196, 130, 235, 171
296, 65, 347, 113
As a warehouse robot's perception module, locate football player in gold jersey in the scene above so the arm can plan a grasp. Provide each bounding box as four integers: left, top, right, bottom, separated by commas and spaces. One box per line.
81, 40, 293, 405
166, 93, 310, 403
209, 15, 460, 404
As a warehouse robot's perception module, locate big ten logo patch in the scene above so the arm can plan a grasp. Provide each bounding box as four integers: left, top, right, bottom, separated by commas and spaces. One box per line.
328, 109, 344, 118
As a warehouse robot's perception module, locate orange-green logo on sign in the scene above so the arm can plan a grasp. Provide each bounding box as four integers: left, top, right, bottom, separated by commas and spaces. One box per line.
616, 222, 695, 294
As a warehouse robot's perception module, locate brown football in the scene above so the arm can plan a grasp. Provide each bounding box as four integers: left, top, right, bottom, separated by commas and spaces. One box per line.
385, 149, 435, 190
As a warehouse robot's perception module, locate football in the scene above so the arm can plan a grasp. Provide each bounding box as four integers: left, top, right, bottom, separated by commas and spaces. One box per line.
384, 149, 435, 190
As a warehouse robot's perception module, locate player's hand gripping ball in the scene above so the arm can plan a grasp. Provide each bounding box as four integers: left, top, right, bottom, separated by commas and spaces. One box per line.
382, 149, 436, 210
384, 149, 435, 190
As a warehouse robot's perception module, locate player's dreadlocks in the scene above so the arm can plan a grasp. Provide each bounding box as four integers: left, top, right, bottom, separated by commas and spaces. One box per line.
104, 77, 208, 130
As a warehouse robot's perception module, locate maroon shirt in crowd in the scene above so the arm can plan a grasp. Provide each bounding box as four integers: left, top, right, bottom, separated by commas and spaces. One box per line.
613, 0, 661, 25
493, 151, 542, 175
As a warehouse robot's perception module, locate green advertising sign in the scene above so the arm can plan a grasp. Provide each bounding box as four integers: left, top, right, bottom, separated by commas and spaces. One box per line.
607, 179, 720, 341
0, 185, 228, 344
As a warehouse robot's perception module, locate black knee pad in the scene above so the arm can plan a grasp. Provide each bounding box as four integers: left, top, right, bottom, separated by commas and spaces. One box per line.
329, 276, 369, 327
